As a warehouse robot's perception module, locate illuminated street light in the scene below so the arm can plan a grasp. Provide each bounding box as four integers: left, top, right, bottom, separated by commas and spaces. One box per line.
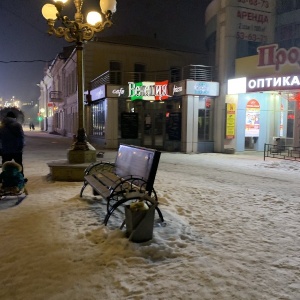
42, 0, 117, 163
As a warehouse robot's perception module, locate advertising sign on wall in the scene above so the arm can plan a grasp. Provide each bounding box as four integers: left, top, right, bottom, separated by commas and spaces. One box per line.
280, 103, 284, 137
233, 0, 275, 44
168, 81, 186, 97
128, 81, 170, 101
246, 74, 300, 92
90, 85, 106, 101
186, 81, 219, 96
226, 103, 236, 139
236, 45, 300, 78
257, 44, 300, 71
245, 99, 260, 137
107, 85, 128, 98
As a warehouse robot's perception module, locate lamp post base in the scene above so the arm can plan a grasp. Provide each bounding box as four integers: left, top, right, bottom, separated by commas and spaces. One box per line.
47, 160, 92, 181
67, 127, 97, 164
67, 143, 96, 164
48, 143, 96, 181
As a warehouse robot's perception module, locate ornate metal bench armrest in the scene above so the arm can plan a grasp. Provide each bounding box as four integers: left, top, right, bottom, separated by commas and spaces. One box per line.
84, 161, 115, 175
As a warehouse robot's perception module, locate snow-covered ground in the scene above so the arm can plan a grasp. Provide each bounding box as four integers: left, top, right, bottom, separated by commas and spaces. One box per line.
0, 130, 299, 300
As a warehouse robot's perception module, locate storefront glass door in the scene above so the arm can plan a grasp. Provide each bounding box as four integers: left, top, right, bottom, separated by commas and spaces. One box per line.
143, 102, 165, 148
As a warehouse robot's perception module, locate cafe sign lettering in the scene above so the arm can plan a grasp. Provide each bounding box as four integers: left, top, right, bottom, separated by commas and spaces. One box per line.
128, 81, 170, 101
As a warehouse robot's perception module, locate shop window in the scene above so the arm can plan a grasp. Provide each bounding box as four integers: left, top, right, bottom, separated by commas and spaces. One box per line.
118, 99, 140, 138
287, 98, 295, 138
170, 67, 181, 82
134, 63, 146, 82
92, 100, 105, 136
236, 40, 260, 58
109, 61, 121, 84
58, 111, 62, 128
198, 97, 213, 141
287, 117, 294, 138
48, 107, 53, 118
165, 100, 182, 141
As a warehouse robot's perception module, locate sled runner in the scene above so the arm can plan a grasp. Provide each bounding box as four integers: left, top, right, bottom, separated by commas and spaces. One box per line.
0, 187, 28, 210
0, 161, 28, 210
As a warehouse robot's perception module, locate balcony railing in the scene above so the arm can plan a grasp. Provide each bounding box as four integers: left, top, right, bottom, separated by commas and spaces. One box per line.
90, 65, 216, 90
264, 143, 300, 162
182, 65, 214, 82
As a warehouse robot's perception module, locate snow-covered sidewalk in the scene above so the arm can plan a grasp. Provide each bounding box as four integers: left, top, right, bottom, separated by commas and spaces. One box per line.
0, 131, 299, 300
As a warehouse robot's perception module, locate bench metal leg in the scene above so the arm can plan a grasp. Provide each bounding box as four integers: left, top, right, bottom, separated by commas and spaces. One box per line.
155, 206, 164, 223
103, 191, 164, 227
80, 181, 88, 197
104, 203, 164, 227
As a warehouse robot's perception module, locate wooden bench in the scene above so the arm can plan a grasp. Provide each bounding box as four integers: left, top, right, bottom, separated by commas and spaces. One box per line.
80, 144, 164, 227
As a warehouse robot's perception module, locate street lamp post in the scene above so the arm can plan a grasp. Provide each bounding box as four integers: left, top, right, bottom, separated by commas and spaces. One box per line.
42, 0, 116, 163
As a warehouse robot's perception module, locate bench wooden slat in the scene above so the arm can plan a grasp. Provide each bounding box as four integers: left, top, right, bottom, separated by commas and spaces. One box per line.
94, 173, 116, 188
98, 172, 120, 183
84, 175, 111, 199
94, 173, 125, 194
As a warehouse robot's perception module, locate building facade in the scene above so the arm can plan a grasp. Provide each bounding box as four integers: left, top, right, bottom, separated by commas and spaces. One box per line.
205, 0, 276, 152
38, 1, 300, 154
39, 37, 219, 152
227, 46, 300, 151
88, 78, 219, 152
205, 0, 300, 152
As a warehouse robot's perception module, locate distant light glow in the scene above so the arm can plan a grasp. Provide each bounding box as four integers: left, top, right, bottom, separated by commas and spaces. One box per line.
53, 0, 68, 3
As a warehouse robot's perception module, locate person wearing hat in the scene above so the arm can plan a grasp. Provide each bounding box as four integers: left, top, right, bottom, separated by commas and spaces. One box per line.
0, 111, 25, 175
0, 161, 26, 194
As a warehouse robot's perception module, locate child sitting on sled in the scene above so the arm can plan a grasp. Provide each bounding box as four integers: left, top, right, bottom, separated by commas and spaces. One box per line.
0, 161, 26, 194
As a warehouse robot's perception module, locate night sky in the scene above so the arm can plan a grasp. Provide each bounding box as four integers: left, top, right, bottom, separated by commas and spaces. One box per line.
0, 0, 211, 102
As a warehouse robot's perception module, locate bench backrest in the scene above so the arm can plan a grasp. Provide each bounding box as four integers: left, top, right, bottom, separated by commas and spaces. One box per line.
115, 144, 161, 192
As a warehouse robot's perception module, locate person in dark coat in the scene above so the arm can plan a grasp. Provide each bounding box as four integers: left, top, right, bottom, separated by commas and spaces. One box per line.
0, 111, 25, 175
29, 122, 35, 131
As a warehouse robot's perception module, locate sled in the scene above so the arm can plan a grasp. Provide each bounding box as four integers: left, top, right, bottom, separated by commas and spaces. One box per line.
0, 187, 28, 210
